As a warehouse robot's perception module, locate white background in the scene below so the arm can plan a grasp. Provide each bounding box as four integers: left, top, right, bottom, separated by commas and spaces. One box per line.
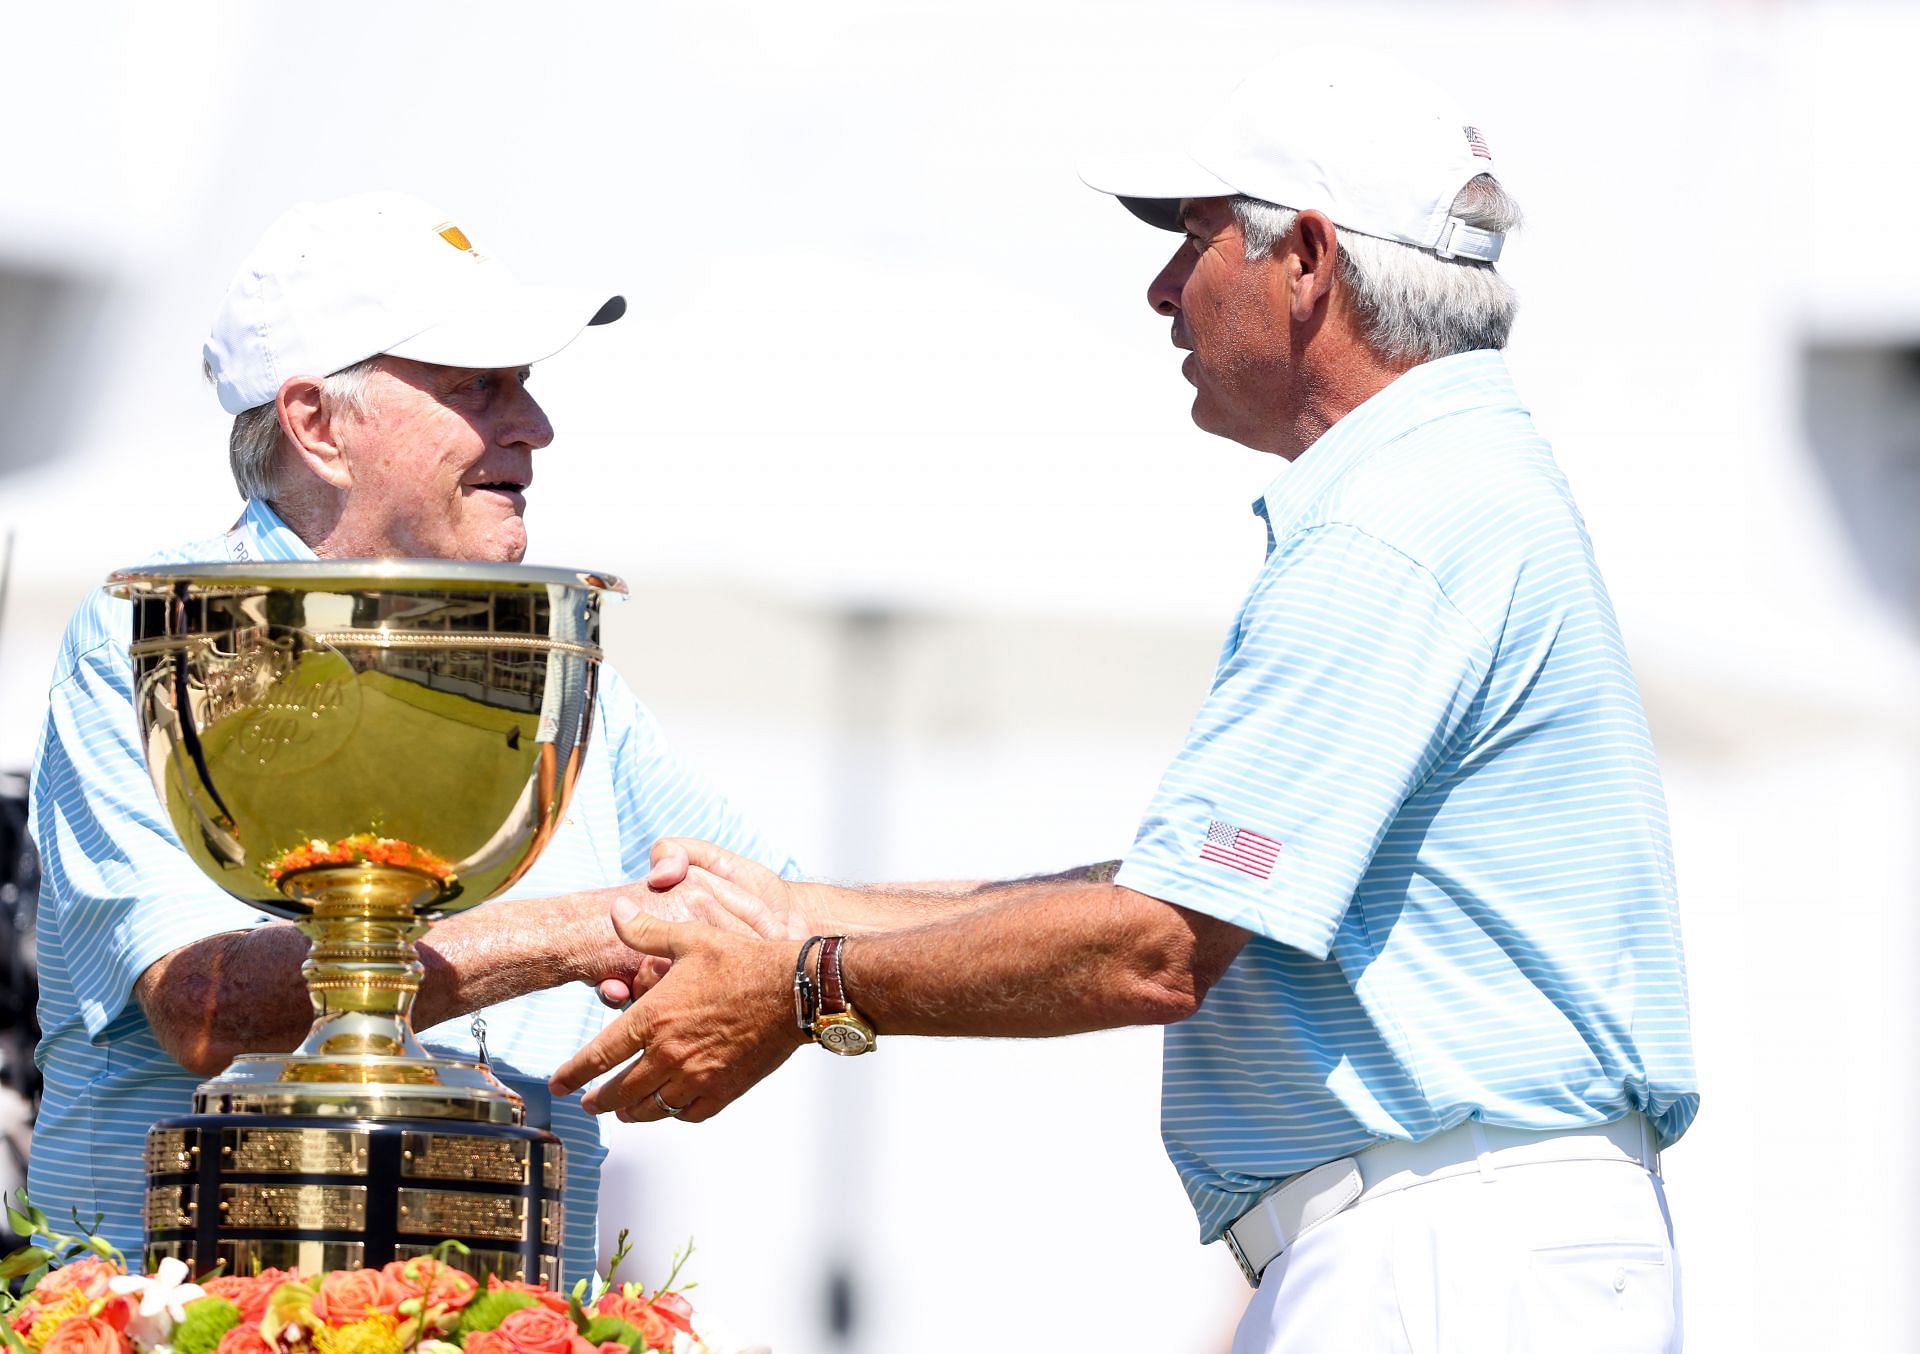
2, 2, 1917, 1350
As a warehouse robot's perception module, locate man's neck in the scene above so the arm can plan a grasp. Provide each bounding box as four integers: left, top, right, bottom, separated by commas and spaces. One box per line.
1282, 342, 1420, 461
266, 481, 353, 558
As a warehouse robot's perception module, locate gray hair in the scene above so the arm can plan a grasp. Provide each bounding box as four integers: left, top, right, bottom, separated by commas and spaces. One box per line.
203, 357, 380, 500
1232, 175, 1522, 362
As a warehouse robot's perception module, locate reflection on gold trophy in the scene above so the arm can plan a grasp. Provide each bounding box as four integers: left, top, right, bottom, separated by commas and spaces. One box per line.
109, 560, 625, 1284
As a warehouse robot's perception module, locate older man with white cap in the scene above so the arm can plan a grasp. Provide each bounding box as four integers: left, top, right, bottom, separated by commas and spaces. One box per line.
26, 192, 798, 1282
546, 48, 1697, 1352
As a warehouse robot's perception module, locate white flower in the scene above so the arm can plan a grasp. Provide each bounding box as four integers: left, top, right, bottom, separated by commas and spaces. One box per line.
108, 1257, 207, 1347
416, 1342, 464, 1354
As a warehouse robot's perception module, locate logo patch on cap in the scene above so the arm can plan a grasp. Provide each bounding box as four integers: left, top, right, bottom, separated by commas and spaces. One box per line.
435, 222, 475, 252
1463, 126, 1492, 160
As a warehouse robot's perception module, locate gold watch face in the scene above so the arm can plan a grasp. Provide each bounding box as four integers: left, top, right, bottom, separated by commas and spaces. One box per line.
815, 1012, 875, 1056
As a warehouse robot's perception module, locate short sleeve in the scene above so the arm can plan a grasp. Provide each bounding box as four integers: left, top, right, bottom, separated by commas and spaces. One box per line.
30, 596, 270, 1040
593, 669, 803, 881
1115, 525, 1491, 960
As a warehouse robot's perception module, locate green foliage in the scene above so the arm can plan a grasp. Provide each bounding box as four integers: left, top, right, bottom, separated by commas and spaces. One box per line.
425, 1239, 471, 1267
650, 1239, 697, 1299
600, 1230, 633, 1292
455, 1290, 539, 1336
2, 1190, 123, 1268
3, 1192, 45, 1244
0, 1305, 30, 1354
579, 1318, 647, 1351
0, 1189, 128, 1324
172, 1298, 243, 1354
0, 1247, 55, 1282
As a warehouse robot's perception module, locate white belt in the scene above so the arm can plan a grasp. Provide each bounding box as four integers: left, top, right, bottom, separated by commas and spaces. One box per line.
1222, 1115, 1661, 1288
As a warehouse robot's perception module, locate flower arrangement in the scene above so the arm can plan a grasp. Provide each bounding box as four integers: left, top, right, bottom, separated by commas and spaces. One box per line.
0, 1199, 762, 1354
262, 835, 457, 887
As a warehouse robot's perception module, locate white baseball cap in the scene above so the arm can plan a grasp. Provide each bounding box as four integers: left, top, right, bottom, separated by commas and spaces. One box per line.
1079, 46, 1506, 263
204, 191, 626, 415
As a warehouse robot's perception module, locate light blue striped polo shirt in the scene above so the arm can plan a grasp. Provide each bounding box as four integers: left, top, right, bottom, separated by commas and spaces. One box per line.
1116, 350, 1698, 1244
28, 498, 798, 1281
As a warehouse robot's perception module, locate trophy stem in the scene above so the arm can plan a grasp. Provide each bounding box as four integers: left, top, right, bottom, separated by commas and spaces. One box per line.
188, 859, 525, 1112
287, 864, 439, 1060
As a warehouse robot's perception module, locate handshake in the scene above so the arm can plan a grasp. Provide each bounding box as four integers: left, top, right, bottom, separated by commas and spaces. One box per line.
555, 843, 1238, 1123
559, 838, 824, 1123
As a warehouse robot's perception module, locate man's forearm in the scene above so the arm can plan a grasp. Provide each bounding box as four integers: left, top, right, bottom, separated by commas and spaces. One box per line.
551, 877, 1252, 1116
413, 894, 611, 1026
139, 892, 627, 1076
793, 861, 1123, 934
822, 878, 1242, 1039
137, 925, 315, 1073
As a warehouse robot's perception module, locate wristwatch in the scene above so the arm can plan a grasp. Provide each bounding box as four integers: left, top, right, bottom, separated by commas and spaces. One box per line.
810, 935, 877, 1055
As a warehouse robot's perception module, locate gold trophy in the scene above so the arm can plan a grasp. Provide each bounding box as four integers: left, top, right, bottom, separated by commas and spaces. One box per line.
108, 560, 625, 1284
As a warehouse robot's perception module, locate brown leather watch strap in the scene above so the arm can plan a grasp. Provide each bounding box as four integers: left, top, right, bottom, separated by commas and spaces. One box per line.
818, 935, 851, 1016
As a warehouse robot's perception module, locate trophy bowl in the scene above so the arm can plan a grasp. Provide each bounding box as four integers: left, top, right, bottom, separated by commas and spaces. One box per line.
109, 560, 625, 1282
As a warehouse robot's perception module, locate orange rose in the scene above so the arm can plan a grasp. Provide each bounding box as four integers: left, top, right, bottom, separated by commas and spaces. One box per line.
309, 1269, 407, 1325
213, 1327, 275, 1354
31, 1260, 121, 1306
202, 1271, 299, 1324
379, 1258, 477, 1312
39, 1317, 131, 1354
463, 1331, 512, 1354
483, 1277, 569, 1314
589, 1294, 676, 1351
487, 1306, 594, 1354
647, 1292, 694, 1337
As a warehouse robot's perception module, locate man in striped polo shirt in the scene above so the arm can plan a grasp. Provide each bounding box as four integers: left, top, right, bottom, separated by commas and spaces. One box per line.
556, 49, 1697, 1353
27, 192, 798, 1283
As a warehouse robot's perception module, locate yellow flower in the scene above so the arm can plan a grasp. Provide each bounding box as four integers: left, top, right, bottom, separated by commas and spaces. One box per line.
25, 1293, 92, 1352
312, 1315, 404, 1354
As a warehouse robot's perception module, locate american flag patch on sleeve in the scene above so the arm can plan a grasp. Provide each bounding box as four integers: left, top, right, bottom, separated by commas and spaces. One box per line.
1199, 819, 1282, 880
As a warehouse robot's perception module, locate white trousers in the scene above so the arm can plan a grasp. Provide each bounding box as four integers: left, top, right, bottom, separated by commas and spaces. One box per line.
1231, 1158, 1682, 1354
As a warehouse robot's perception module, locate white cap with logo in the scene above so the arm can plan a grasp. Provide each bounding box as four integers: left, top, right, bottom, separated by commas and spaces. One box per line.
1079, 46, 1507, 263
204, 191, 625, 415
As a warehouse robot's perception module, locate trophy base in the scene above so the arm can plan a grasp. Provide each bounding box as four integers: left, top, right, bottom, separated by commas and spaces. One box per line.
192, 1052, 525, 1123
145, 1112, 564, 1287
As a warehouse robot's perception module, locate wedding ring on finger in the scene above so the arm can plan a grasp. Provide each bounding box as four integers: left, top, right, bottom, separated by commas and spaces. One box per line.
652, 1089, 687, 1117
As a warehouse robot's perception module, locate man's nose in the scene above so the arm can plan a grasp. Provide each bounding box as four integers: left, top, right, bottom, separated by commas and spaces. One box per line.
504, 384, 555, 451
1147, 245, 1191, 317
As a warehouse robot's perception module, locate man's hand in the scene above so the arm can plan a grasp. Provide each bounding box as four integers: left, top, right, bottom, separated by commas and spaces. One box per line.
647, 839, 813, 938
576, 887, 683, 1008
551, 894, 806, 1122
586, 860, 809, 1008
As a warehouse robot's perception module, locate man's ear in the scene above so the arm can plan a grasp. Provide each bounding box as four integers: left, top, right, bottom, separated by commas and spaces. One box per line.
275, 375, 352, 490
1287, 209, 1341, 324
